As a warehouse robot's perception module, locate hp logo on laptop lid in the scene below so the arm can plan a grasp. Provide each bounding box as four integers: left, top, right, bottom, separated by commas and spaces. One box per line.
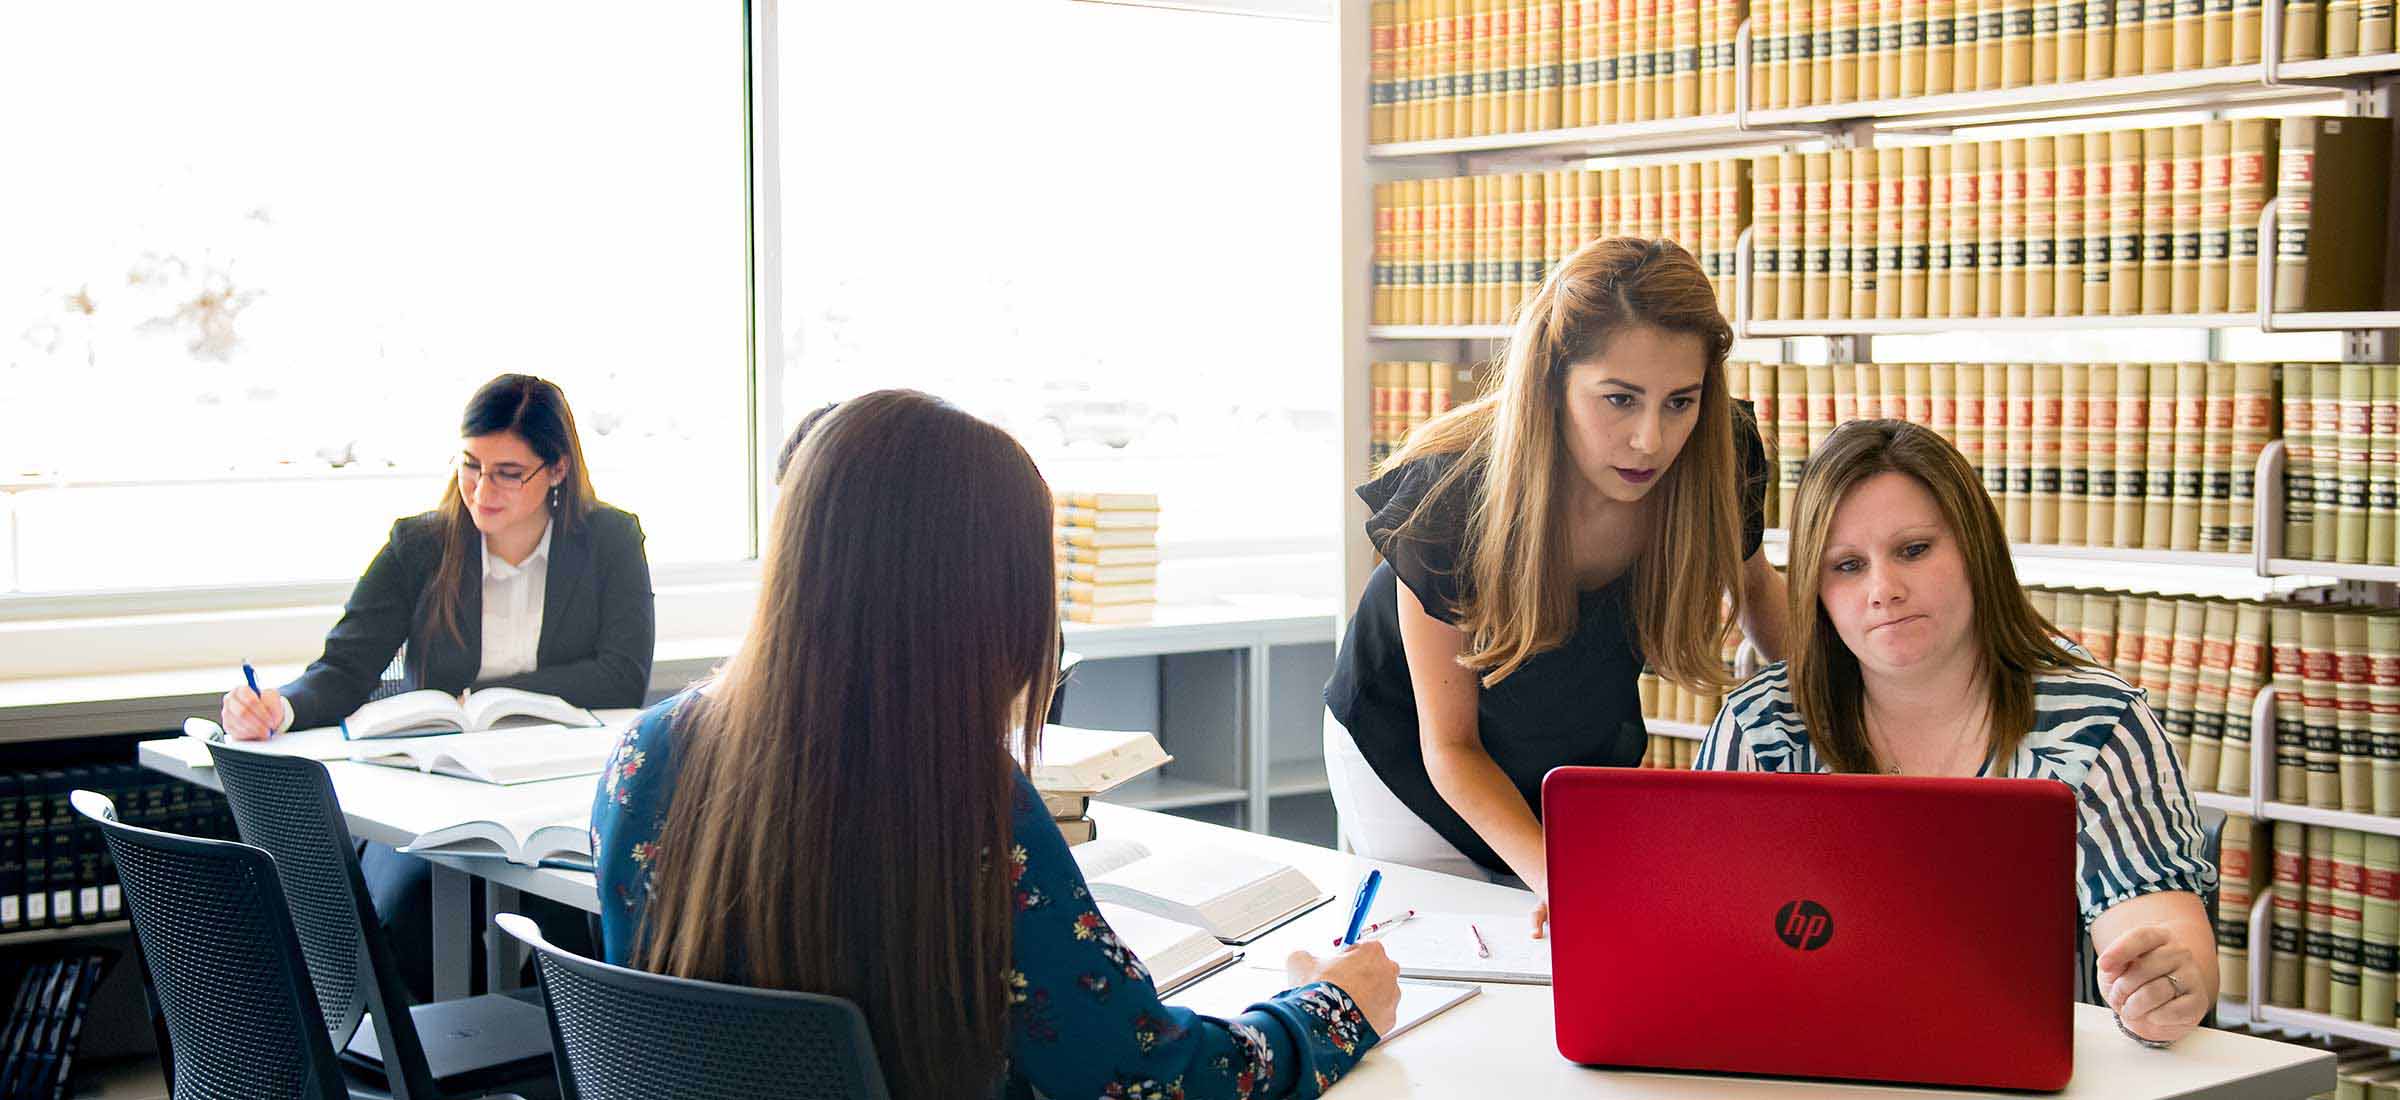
1774, 900, 1834, 951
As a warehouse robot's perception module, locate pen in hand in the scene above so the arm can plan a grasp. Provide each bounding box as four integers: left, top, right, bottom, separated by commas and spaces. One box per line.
1336, 908, 1418, 946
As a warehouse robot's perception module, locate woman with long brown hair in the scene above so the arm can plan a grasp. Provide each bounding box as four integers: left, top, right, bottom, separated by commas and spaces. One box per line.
1696, 419, 2216, 1046
592, 390, 1399, 1100
1325, 238, 1787, 928
217, 371, 654, 998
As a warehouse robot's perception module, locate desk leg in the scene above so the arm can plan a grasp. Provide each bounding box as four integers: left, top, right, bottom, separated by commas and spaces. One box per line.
1247, 641, 1273, 836
485, 881, 524, 991
430, 863, 471, 1002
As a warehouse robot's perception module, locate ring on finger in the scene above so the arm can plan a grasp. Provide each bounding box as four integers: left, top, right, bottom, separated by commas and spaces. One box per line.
2164, 974, 2186, 1001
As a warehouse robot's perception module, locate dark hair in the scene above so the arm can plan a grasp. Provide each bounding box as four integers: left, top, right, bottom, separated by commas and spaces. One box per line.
637, 390, 1059, 1100
426, 374, 598, 646
774, 402, 841, 485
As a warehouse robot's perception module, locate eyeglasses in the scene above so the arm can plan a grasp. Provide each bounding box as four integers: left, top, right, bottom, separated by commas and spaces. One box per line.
455, 457, 550, 490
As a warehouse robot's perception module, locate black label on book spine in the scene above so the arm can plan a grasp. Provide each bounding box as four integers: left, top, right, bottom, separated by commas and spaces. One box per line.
2366, 941, 2399, 974
2273, 924, 2303, 953
2092, 468, 2118, 498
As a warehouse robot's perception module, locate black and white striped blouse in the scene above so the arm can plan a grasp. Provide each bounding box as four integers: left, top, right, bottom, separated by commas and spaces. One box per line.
1695, 657, 2219, 924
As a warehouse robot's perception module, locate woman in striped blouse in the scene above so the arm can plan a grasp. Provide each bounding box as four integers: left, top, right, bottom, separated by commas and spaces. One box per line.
1695, 419, 2219, 1046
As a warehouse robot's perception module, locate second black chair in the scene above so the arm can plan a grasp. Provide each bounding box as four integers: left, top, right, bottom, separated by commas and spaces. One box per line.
206, 742, 555, 1100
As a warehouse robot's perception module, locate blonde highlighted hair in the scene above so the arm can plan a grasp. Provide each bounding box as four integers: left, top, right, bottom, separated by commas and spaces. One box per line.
1782, 419, 2087, 774
1384, 237, 1748, 691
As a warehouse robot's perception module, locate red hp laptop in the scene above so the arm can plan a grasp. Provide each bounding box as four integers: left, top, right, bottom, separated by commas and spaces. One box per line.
1543, 767, 2079, 1091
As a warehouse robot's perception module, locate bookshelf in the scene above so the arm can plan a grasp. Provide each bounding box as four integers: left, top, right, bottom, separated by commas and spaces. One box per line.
1338, 0, 2400, 1053
0, 921, 126, 950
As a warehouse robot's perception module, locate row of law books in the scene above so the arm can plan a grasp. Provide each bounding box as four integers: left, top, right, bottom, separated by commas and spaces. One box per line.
0, 762, 234, 934
1368, 0, 2400, 144
1, 950, 109, 1100
1749, 117, 2388, 321
1056, 492, 1160, 625
1738, 360, 2279, 553
1370, 361, 1487, 465
2284, 364, 2400, 568
2268, 605, 2400, 817
2038, 585, 2270, 796
2257, 819, 2400, 1028
1371, 157, 1749, 326
1369, 0, 1747, 143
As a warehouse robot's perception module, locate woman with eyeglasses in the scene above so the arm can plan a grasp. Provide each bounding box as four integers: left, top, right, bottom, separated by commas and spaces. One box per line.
219, 372, 655, 996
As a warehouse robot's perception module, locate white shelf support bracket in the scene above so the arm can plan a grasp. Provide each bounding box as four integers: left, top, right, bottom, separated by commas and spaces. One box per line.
1733, 223, 1756, 340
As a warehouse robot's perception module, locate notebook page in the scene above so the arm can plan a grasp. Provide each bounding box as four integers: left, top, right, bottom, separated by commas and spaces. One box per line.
1169, 967, 1479, 1042
1368, 913, 1553, 984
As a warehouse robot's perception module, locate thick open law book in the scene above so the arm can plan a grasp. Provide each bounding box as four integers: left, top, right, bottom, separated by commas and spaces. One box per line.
1024, 726, 1171, 796
1072, 838, 1330, 944
343, 687, 600, 740
1097, 901, 1243, 996
350, 725, 622, 785
396, 790, 594, 868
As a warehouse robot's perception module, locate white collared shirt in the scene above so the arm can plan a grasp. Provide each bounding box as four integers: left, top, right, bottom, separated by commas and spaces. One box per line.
477, 521, 553, 683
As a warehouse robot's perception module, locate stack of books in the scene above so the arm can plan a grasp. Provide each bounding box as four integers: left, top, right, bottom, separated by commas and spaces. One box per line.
1027, 725, 1173, 847
2265, 818, 2400, 1028
1056, 492, 1160, 625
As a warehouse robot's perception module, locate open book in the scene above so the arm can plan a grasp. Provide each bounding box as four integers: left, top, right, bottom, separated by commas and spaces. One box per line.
350, 725, 622, 785
1024, 725, 1171, 796
343, 687, 599, 740
396, 790, 594, 868
1072, 838, 1330, 944
1097, 902, 1243, 996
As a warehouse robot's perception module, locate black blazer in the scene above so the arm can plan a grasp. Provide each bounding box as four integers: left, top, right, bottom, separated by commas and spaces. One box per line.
280, 505, 656, 731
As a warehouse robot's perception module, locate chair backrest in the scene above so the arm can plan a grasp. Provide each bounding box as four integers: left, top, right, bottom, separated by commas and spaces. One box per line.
494, 913, 893, 1100
205, 743, 439, 1100
72, 789, 350, 1100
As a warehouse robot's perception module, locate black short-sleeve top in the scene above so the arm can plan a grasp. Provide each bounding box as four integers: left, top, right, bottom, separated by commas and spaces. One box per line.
1322, 403, 1771, 876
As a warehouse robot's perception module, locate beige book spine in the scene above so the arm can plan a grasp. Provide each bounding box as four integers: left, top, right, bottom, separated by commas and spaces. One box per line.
2202, 361, 2236, 552
1479, 174, 1504, 323
2091, 0, 2121, 74
1445, 0, 1469, 137
1978, 0, 2006, 85
2315, 364, 2343, 560
2193, 599, 2237, 792
1400, 178, 1427, 325
2274, 116, 2315, 311
2109, 129, 2145, 315
2142, 127, 2176, 313
2366, 0, 2395, 53
2175, 0, 2206, 68
1831, 354, 1859, 425
2305, 608, 2341, 810
1929, 0, 1959, 90
1899, 0, 1926, 92
1876, 147, 1905, 319
2054, 136, 2084, 315
1956, 0, 1983, 85
1564, 0, 1588, 126
2285, 364, 2316, 557
2374, 366, 2397, 565
1999, 139, 2028, 317
2305, 825, 2335, 1012
1803, 152, 1831, 318
1850, 147, 1881, 317
1901, 146, 1930, 316
1979, 141, 2005, 316
2341, 612, 2375, 813
2141, 596, 2181, 761
2083, 131, 2113, 315
2035, 0, 2062, 80
2168, 597, 2205, 773
1673, 0, 1701, 116
2114, 362, 2150, 546
2340, 363, 2373, 564
2086, 360, 2120, 545
1986, 363, 2014, 507
2274, 605, 2307, 804
1473, 0, 1500, 135
2205, 0, 2235, 61
1949, 141, 1978, 315
2364, 833, 2399, 1025
1505, 0, 1532, 131
2271, 821, 2305, 1005
2112, 593, 2147, 685
1957, 363, 1991, 489
2143, 362, 2179, 549
1590, 0, 1615, 124
1869, 0, 1894, 96
2116, 0, 2146, 70
1776, 153, 1804, 316
2146, 0, 2179, 68
2005, 362, 2035, 538
1779, 0, 1805, 106
2200, 121, 2232, 314
1678, 160, 1703, 264
1434, 177, 1459, 325
1779, 363, 1810, 519
1406, 360, 1436, 440
1699, 162, 1722, 302
1520, 171, 1548, 313
2371, 615, 2400, 817
1816, 0, 1838, 100
2025, 137, 2055, 318
2229, 362, 2274, 553
2061, 363, 2091, 545
1748, 362, 1778, 527
2331, 0, 2362, 55
1927, 144, 1953, 317
1636, 163, 1660, 242
2172, 360, 2207, 551
2171, 124, 2203, 315
2003, 0, 2034, 83
2059, 0, 2091, 74
2031, 363, 2063, 542
1374, 1, 1398, 144
2228, 119, 2274, 314
1930, 358, 1959, 442
2334, 828, 2367, 1019
2234, 0, 2264, 58
1828, 152, 1854, 319
1374, 183, 1396, 325
1758, 0, 1783, 109
1541, 169, 1565, 295
2086, 589, 2122, 667
2226, 600, 2269, 794
1905, 361, 1934, 425
1835, 0, 1862, 100
2221, 815, 2259, 1000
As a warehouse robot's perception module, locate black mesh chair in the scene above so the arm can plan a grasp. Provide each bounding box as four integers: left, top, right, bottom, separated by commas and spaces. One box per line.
494, 913, 892, 1100
70, 788, 354, 1100
204, 743, 555, 1100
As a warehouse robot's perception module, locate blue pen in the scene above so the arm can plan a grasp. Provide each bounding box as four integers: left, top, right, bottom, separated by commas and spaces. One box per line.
241, 660, 266, 739
1339, 868, 1383, 947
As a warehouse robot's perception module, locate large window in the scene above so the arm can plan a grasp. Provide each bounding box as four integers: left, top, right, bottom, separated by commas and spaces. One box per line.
0, 3, 749, 597
777, 2, 1341, 567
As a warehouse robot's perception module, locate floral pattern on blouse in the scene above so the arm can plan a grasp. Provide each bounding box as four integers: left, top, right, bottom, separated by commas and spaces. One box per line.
589, 690, 1378, 1099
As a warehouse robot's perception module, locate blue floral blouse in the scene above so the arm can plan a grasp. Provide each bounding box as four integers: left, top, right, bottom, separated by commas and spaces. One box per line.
591, 691, 1379, 1099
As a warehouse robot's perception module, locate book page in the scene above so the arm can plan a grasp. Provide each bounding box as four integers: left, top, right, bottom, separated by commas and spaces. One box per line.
463, 687, 600, 731
1023, 725, 1170, 794
347, 690, 468, 739
1092, 849, 1322, 940
419, 726, 619, 784
1097, 902, 1236, 994
1068, 837, 1153, 879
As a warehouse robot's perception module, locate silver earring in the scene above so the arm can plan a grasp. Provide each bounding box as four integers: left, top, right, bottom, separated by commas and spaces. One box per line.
549, 485, 560, 509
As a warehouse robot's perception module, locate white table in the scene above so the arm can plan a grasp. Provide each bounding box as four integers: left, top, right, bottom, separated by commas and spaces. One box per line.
137, 742, 2335, 1099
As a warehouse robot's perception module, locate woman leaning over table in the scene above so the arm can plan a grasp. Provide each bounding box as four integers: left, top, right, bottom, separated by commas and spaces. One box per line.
1696, 419, 2218, 1045
1324, 237, 1789, 931
591, 390, 1400, 1100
